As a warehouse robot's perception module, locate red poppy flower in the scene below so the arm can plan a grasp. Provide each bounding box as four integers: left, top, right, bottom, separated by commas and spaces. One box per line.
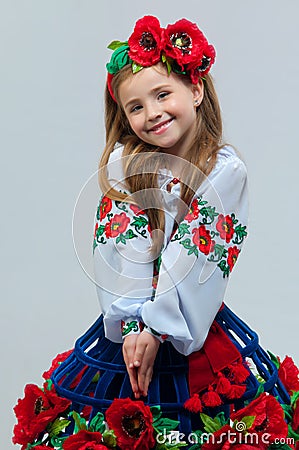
42, 349, 73, 380
128, 15, 164, 66
192, 225, 215, 255
278, 355, 299, 395
130, 203, 146, 215
63, 430, 106, 450
227, 246, 240, 272
13, 384, 71, 448
99, 196, 112, 220
32, 447, 49, 449
292, 398, 299, 432
231, 392, 288, 443
105, 398, 155, 450
164, 18, 209, 69
184, 199, 200, 223
188, 44, 216, 83
104, 212, 130, 238
216, 214, 235, 243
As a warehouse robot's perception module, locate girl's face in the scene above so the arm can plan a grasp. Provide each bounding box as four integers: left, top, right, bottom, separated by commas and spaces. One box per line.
118, 64, 204, 158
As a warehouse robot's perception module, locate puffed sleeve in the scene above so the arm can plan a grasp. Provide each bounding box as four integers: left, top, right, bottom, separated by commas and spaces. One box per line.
93, 145, 155, 343
141, 147, 249, 355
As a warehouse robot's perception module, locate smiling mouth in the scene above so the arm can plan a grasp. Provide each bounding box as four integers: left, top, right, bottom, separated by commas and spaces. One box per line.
148, 118, 174, 134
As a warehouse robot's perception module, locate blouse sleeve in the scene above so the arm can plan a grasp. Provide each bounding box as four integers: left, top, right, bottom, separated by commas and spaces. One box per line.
93, 146, 155, 343
140, 149, 249, 355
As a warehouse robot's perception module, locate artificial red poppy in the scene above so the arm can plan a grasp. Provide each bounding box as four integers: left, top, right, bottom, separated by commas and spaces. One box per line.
231, 392, 288, 443
104, 212, 130, 238
227, 246, 240, 272
42, 349, 73, 380
188, 44, 216, 83
105, 398, 155, 450
278, 355, 299, 395
184, 199, 200, 223
216, 214, 235, 243
128, 15, 164, 66
13, 384, 71, 448
192, 225, 215, 255
31, 446, 49, 449
164, 18, 210, 69
63, 430, 106, 450
130, 203, 146, 215
99, 196, 112, 220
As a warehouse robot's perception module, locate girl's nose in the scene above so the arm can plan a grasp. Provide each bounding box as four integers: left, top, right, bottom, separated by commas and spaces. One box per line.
146, 105, 162, 121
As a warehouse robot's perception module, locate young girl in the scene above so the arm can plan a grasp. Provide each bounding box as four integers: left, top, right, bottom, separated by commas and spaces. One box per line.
13, 16, 299, 450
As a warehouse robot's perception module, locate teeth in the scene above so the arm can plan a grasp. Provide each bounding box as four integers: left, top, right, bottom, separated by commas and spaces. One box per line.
151, 119, 172, 132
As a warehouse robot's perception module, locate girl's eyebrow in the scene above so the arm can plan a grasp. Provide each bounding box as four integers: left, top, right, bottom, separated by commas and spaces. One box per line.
124, 84, 172, 110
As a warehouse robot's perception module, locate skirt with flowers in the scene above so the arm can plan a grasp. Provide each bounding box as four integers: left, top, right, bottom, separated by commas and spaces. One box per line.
12, 304, 299, 450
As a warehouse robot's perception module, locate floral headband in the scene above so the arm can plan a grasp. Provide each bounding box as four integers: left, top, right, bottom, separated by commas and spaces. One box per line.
106, 15, 216, 102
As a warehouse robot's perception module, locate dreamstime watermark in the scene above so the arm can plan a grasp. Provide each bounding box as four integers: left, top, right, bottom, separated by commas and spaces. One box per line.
155, 421, 295, 446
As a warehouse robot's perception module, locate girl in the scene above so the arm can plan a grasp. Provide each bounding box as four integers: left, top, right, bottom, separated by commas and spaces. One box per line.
13, 16, 299, 450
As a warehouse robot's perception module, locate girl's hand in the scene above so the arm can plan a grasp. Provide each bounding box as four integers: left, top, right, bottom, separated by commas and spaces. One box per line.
122, 334, 141, 398
133, 331, 160, 398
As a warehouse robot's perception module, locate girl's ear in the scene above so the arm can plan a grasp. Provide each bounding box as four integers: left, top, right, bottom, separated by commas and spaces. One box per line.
191, 79, 204, 107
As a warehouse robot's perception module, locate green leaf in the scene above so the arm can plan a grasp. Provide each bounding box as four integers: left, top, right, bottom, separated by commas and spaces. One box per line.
197, 196, 208, 206
290, 390, 299, 406
236, 415, 255, 430
267, 351, 280, 369
161, 54, 167, 63
69, 410, 87, 433
211, 243, 227, 260
102, 429, 117, 447
200, 413, 222, 433
50, 435, 68, 449
165, 59, 172, 75
233, 224, 247, 244
91, 371, 100, 383
200, 206, 218, 222
107, 40, 128, 50
151, 405, 162, 421
154, 417, 180, 432
89, 412, 106, 433
253, 383, 264, 399
96, 224, 105, 237
131, 216, 148, 229
268, 444, 294, 450
26, 441, 44, 449
116, 233, 126, 244
132, 62, 143, 74
123, 229, 137, 239
47, 418, 71, 437
214, 411, 229, 427
44, 378, 53, 391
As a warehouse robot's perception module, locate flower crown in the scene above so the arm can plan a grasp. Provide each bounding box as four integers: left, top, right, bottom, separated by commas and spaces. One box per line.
106, 15, 216, 102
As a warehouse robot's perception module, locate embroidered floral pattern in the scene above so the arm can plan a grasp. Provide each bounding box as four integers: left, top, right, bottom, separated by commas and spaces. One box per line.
170, 195, 247, 277
93, 192, 149, 253
121, 320, 142, 337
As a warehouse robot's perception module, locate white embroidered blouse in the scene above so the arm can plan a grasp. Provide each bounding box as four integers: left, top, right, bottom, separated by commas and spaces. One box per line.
93, 144, 248, 356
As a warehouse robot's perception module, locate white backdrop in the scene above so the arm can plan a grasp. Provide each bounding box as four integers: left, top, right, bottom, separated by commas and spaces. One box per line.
1, 1, 298, 447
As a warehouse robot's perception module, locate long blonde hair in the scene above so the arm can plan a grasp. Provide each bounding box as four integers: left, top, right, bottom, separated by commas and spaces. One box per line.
99, 64, 225, 257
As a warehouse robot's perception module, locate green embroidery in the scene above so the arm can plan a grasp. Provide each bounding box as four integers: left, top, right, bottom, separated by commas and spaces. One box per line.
122, 320, 139, 336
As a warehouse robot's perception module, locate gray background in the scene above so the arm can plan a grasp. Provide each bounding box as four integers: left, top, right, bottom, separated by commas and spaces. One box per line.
1, 1, 298, 447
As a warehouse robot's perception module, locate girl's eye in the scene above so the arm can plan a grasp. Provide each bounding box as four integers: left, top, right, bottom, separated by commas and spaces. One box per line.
131, 105, 142, 113
158, 92, 169, 100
